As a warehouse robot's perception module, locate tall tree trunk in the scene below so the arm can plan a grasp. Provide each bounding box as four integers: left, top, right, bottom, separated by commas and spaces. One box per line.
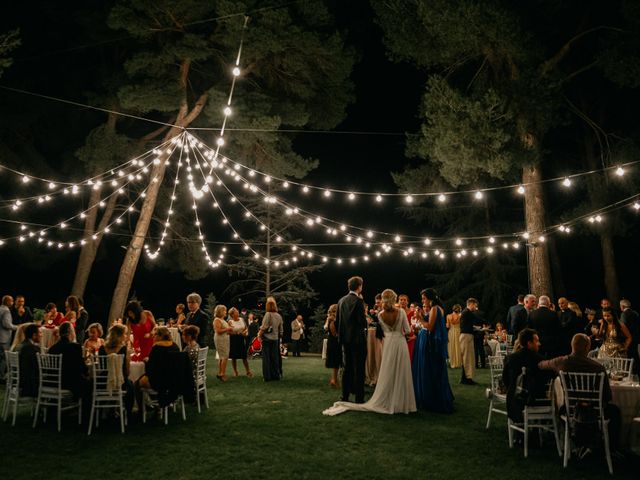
71, 113, 120, 298
71, 191, 118, 297
107, 60, 208, 323
522, 163, 553, 297
582, 126, 620, 303
600, 232, 619, 304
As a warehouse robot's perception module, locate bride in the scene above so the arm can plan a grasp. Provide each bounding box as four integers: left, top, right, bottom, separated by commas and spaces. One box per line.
323, 289, 416, 415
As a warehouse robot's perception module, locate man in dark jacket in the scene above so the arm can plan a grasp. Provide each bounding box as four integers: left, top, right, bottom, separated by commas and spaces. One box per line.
48, 322, 89, 400
502, 328, 550, 423
336, 276, 367, 403
185, 292, 209, 347
16, 323, 41, 397
506, 295, 525, 335
527, 295, 562, 358
620, 299, 639, 374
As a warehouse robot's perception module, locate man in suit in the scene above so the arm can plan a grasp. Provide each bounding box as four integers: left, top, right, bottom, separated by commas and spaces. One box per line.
337, 276, 368, 403
0, 295, 17, 381
557, 297, 578, 355
620, 299, 640, 374
506, 294, 525, 335
48, 322, 89, 401
502, 328, 549, 423
185, 292, 209, 347
527, 295, 561, 358
16, 323, 41, 398
76, 297, 89, 345
290, 314, 304, 357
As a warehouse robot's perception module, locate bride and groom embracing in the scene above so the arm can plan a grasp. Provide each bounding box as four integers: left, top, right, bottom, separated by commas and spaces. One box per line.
323, 277, 425, 416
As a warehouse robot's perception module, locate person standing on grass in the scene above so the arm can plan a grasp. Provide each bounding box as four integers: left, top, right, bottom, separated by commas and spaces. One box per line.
336, 276, 368, 403
291, 314, 304, 357
259, 297, 284, 381
324, 304, 341, 388
459, 298, 481, 385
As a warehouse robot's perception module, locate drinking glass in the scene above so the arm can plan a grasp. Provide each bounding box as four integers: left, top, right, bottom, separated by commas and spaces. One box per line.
630, 374, 639, 386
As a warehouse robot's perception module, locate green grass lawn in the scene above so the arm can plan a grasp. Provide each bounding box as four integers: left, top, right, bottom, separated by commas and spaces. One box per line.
1, 354, 638, 479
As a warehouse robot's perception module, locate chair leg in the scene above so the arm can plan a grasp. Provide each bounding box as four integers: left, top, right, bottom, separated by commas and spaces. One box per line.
88, 402, 95, 435
552, 413, 562, 457
524, 413, 529, 458
32, 397, 40, 429
204, 385, 209, 409
508, 419, 514, 448
57, 400, 62, 432
142, 395, 147, 424
120, 397, 125, 434
2, 390, 8, 421
486, 400, 493, 429
164, 407, 168, 425
603, 424, 613, 475
181, 397, 186, 421
12, 398, 18, 427
197, 388, 201, 414
563, 421, 570, 468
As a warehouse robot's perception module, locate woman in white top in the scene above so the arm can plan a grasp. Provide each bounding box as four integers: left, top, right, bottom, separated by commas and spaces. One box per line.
228, 307, 252, 377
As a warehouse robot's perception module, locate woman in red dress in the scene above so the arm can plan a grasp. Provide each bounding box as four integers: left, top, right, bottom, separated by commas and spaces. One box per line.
125, 300, 156, 361
43, 302, 64, 328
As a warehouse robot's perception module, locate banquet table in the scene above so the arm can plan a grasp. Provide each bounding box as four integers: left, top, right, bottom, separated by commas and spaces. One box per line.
554, 377, 640, 452
129, 361, 145, 382
39, 327, 57, 352
168, 327, 182, 350
610, 381, 640, 453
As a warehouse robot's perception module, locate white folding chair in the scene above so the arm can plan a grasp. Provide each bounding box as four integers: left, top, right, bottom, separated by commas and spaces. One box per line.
485, 355, 507, 428
32, 353, 82, 432
596, 357, 634, 381
3, 351, 34, 426
559, 371, 612, 475
507, 376, 562, 458
141, 388, 186, 425
88, 354, 126, 435
195, 347, 209, 413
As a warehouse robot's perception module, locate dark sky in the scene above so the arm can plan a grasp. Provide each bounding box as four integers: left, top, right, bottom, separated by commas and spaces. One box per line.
1, 1, 639, 326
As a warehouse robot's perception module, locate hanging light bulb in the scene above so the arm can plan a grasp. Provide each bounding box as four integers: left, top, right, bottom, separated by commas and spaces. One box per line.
232, 67, 241, 76
348, 193, 356, 201
405, 195, 413, 204
517, 185, 525, 195
437, 194, 446, 203
562, 177, 572, 188
474, 191, 483, 200
615, 166, 625, 177
375, 195, 383, 203
223, 106, 232, 116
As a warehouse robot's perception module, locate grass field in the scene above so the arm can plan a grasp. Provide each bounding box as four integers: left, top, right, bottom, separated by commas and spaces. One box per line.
1, 354, 638, 479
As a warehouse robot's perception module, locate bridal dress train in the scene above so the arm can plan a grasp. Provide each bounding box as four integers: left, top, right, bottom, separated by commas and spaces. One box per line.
323, 309, 416, 416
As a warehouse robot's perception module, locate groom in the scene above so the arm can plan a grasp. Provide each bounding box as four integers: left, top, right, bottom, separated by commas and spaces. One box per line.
337, 276, 368, 403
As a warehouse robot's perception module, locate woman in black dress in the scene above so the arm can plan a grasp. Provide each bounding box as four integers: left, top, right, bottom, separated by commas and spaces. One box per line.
228, 308, 252, 377
324, 304, 341, 388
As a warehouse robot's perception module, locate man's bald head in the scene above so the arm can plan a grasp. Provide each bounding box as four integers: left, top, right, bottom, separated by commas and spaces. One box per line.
571, 333, 591, 356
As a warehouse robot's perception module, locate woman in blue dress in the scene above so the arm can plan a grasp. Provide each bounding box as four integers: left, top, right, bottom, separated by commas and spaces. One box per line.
412, 288, 454, 413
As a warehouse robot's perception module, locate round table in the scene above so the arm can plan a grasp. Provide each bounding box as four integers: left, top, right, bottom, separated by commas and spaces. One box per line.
610, 381, 640, 453
39, 327, 57, 352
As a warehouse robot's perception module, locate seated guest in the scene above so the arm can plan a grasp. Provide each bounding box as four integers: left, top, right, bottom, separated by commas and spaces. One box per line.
83, 323, 105, 357
99, 324, 134, 415
43, 303, 64, 328
16, 323, 41, 397
172, 303, 186, 327
137, 327, 180, 391
539, 333, 621, 451
181, 325, 200, 378
11, 295, 34, 325
48, 322, 89, 399
502, 328, 551, 423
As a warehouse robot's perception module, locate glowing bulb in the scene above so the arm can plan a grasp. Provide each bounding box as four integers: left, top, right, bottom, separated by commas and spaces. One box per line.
538, 235, 546, 242
232, 67, 241, 76
487, 247, 494, 254
22, 176, 30, 183
48, 182, 56, 190
216, 137, 225, 146
615, 166, 625, 176
223, 106, 232, 116
323, 189, 331, 197
633, 202, 640, 210
348, 193, 355, 201
438, 194, 446, 203
488, 237, 495, 244
405, 195, 413, 203
562, 177, 572, 188
522, 232, 530, 240
375, 195, 382, 203
302, 186, 309, 193
517, 185, 525, 195
394, 235, 401, 243
455, 238, 463, 246
423, 238, 431, 245
474, 191, 483, 200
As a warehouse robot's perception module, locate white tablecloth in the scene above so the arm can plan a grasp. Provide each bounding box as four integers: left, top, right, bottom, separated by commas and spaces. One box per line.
129, 361, 145, 382
39, 327, 56, 352
611, 382, 640, 452
168, 327, 182, 350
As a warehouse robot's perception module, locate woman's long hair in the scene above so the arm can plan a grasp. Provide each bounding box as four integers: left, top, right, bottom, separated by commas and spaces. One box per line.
105, 324, 127, 350
125, 300, 143, 324
421, 288, 443, 308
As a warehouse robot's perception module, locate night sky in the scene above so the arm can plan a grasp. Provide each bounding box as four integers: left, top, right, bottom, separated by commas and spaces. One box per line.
1, 1, 639, 326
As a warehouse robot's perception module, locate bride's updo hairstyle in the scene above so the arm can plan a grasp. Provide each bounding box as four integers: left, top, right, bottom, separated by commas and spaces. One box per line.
381, 289, 397, 312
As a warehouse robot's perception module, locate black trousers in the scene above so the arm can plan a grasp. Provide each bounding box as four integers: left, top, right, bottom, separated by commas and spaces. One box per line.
291, 339, 300, 357
341, 342, 366, 403
261, 338, 280, 381
474, 334, 486, 368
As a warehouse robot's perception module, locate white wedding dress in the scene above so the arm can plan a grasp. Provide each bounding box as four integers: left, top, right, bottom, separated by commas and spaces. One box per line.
323, 309, 417, 415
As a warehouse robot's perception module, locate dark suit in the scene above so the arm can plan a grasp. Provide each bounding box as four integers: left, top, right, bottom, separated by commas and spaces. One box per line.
557, 309, 578, 355
502, 348, 549, 422
506, 304, 525, 335
527, 307, 561, 359
621, 308, 640, 374
186, 309, 209, 347
48, 338, 89, 398
16, 340, 39, 397
337, 292, 367, 403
